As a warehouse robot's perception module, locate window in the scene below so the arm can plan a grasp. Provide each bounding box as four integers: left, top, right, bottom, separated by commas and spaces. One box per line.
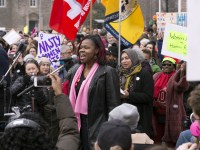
30, 0, 37, 7
0, 0, 6, 7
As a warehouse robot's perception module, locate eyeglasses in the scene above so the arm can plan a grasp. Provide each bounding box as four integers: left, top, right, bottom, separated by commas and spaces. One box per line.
190, 113, 200, 123
162, 63, 173, 67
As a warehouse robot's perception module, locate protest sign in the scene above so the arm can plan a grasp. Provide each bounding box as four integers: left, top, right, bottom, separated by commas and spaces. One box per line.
161, 23, 187, 61
37, 32, 61, 69
156, 12, 187, 33
3, 29, 21, 45
187, 0, 200, 81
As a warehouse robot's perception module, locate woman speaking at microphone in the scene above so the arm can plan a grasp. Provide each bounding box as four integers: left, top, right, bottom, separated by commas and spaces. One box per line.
10, 58, 48, 114
66, 35, 120, 149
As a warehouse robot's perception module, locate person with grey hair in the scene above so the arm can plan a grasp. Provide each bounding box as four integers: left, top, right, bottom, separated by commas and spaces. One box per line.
132, 47, 153, 75
119, 48, 154, 137
60, 45, 72, 59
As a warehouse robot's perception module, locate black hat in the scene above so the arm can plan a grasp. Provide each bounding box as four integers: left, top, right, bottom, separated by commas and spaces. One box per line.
108, 46, 118, 58
97, 119, 132, 150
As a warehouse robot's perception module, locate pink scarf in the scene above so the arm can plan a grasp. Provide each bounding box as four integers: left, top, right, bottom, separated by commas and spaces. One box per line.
69, 63, 99, 130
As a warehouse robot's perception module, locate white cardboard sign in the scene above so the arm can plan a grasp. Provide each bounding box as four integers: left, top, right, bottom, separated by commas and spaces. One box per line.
187, 0, 200, 81
2, 29, 21, 45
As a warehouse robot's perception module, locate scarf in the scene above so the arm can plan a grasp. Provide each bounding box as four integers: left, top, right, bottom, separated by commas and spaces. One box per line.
69, 63, 99, 130
120, 64, 142, 90
154, 71, 175, 99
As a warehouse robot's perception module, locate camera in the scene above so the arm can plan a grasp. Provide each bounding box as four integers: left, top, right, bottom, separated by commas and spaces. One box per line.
33, 76, 52, 87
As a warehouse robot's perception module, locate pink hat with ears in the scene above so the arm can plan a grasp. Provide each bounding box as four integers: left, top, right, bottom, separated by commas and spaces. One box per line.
190, 121, 200, 138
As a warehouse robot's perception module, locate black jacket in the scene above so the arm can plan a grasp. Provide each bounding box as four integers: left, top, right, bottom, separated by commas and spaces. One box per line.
120, 68, 154, 137
67, 64, 121, 148
10, 76, 48, 114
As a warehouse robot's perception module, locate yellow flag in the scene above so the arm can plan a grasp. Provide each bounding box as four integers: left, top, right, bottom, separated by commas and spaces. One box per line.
23, 25, 28, 34
102, 0, 144, 47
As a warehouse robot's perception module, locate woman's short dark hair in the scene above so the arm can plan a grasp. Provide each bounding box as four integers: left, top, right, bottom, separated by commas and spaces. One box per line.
25, 58, 39, 69
0, 113, 54, 150
77, 35, 106, 65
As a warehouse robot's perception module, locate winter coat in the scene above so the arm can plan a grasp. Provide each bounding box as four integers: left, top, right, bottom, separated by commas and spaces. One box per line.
55, 94, 80, 150
0, 46, 10, 121
66, 64, 121, 148
10, 76, 48, 113
120, 68, 154, 137
162, 70, 189, 143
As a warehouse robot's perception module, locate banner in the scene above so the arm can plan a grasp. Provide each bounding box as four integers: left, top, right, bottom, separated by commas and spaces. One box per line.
161, 23, 187, 61
102, 0, 144, 47
187, 0, 200, 81
49, 0, 95, 40
37, 32, 61, 69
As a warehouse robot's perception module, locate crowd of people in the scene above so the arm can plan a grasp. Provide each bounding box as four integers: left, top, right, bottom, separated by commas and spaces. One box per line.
0, 23, 200, 150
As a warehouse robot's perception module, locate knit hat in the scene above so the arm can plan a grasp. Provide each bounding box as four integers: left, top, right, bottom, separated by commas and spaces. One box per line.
97, 119, 132, 150
24, 54, 35, 62
109, 103, 140, 131
162, 57, 176, 64
108, 46, 118, 58
37, 57, 50, 65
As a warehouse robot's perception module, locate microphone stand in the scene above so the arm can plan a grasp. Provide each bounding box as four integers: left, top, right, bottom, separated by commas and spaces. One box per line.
0, 52, 22, 117
30, 87, 35, 112
17, 84, 34, 97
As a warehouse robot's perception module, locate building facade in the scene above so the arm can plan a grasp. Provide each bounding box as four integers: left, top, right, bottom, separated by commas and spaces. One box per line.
0, 0, 187, 32
0, 0, 53, 32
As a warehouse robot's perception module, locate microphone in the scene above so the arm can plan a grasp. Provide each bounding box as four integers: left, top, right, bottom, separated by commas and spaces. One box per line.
53, 55, 77, 62
30, 73, 35, 82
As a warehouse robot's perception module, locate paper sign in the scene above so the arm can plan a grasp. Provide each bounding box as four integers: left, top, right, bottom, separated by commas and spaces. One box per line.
161, 23, 187, 61
166, 31, 187, 56
156, 12, 187, 33
37, 32, 61, 69
2, 29, 21, 45
187, 0, 200, 81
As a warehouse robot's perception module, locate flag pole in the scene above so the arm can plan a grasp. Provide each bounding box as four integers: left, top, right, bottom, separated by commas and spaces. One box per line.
90, 0, 93, 33
118, 0, 122, 66
178, 0, 182, 13
158, 0, 162, 38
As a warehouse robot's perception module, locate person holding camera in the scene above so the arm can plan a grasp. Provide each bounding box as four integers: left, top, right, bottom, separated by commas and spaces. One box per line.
0, 74, 80, 150
10, 59, 48, 114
